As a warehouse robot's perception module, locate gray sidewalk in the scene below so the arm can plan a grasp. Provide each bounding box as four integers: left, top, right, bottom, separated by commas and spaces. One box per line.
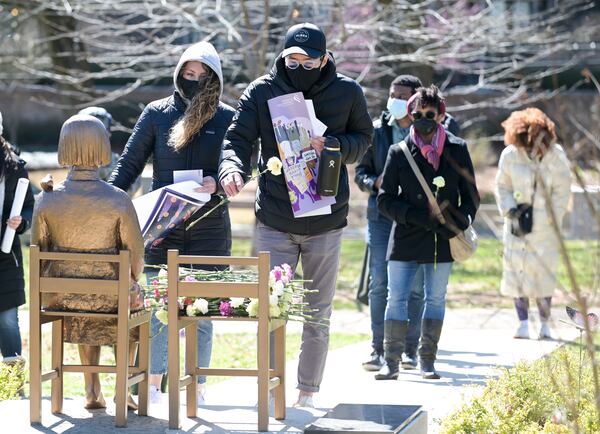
1, 307, 579, 433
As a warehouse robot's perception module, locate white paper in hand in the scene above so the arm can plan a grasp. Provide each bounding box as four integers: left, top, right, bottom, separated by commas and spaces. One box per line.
305, 100, 327, 136
173, 169, 203, 184
1, 178, 29, 253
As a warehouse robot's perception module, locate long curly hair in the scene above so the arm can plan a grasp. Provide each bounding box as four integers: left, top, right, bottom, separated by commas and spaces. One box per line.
168, 67, 221, 152
501, 107, 556, 152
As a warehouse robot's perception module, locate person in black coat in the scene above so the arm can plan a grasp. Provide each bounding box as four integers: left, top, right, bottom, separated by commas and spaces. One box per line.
219, 23, 373, 407
109, 41, 234, 404
0, 115, 34, 363
375, 85, 479, 381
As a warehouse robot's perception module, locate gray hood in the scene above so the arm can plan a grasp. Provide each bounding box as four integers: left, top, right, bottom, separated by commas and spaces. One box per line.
173, 41, 223, 98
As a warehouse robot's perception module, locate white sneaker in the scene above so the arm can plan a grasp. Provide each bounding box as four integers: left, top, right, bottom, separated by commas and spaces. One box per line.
539, 322, 553, 340
514, 320, 530, 339
293, 394, 314, 408
149, 385, 163, 405
197, 385, 206, 406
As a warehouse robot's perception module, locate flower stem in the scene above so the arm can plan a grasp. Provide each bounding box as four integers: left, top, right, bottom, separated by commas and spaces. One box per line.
186, 196, 230, 230
186, 168, 272, 231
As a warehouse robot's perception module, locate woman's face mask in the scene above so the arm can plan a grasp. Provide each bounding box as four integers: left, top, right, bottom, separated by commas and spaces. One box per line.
411, 108, 439, 135
386, 97, 408, 119
179, 75, 208, 100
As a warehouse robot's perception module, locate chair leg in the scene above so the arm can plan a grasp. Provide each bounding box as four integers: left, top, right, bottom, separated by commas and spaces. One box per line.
273, 324, 286, 420
257, 323, 269, 431
138, 323, 150, 416
51, 320, 63, 414
29, 310, 42, 424
186, 322, 198, 418
168, 317, 181, 429
115, 334, 129, 427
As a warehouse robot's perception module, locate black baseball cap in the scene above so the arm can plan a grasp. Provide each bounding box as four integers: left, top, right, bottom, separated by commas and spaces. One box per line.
281, 23, 326, 59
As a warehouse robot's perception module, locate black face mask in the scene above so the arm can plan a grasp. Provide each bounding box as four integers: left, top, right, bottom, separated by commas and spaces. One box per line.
413, 118, 437, 136
178, 76, 206, 100
285, 67, 321, 93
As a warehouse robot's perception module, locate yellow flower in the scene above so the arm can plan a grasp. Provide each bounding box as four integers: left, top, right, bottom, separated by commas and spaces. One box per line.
246, 299, 259, 317
155, 309, 168, 325
513, 190, 523, 202
267, 157, 283, 176
269, 304, 281, 318
432, 176, 445, 189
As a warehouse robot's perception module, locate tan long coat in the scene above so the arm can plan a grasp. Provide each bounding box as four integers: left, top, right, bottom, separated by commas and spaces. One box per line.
31, 168, 144, 345
495, 144, 571, 298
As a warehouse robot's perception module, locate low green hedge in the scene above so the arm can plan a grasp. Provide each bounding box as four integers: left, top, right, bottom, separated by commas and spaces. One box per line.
441, 345, 599, 434
0, 360, 26, 401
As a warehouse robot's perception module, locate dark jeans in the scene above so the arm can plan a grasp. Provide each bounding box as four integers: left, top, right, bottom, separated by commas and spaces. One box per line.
0, 307, 22, 360
366, 216, 424, 354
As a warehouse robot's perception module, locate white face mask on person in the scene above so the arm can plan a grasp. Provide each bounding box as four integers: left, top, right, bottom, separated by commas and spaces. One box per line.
386, 97, 408, 119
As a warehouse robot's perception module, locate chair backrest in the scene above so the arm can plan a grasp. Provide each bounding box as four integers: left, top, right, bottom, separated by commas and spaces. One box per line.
29, 245, 131, 317
166, 249, 270, 323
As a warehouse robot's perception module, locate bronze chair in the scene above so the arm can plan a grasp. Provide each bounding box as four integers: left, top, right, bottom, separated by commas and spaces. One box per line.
29, 245, 151, 427
166, 250, 286, 431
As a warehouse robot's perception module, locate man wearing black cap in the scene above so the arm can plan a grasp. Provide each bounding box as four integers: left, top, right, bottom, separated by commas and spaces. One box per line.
219, 22, 373, 407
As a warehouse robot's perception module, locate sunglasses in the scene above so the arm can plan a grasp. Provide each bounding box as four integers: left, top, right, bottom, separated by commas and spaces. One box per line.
285, 56, 323, 71
411, 111, 437, 120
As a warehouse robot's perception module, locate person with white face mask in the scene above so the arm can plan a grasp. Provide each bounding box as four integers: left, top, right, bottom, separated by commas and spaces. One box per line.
355, 75, 423, 372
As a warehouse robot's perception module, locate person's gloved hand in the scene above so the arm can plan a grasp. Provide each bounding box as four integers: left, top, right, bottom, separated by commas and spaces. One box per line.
435, 224, 457, 239
405, 208, 438, 231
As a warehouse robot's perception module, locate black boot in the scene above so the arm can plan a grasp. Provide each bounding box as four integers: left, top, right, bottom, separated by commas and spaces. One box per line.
419, 319, 443, 380
375, 320, 408, 380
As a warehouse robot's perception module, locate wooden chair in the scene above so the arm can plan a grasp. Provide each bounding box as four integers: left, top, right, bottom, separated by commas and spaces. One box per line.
29, 245, 152, 427
167, 250, 286, 431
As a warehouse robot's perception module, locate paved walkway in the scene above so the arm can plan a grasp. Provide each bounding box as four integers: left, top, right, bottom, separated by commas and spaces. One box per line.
1, 307, 579, 433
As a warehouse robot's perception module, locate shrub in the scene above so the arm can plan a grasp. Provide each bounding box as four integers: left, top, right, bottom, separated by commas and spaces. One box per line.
441, 347, 599, 433
0, 359, 26, 401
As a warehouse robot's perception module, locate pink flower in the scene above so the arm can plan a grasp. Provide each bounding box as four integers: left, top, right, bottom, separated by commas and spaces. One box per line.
219, 300, 232, 317
151, 279, 159, 286
272, 266, 283, 281
154, 287, 160, 299
184, 275, 196, 282
282, 263, 293, 276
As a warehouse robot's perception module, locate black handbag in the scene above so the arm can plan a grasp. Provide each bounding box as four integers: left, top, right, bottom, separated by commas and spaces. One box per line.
510, 203, 533, 237
510, 174, 536, 237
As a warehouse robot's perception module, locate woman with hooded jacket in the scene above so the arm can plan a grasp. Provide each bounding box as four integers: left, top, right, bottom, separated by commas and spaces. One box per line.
109, 41, 235, 404
495, 108, 571, 340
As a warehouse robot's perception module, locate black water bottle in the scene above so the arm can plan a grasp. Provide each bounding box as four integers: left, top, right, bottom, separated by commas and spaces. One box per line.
317, 138, 342, 196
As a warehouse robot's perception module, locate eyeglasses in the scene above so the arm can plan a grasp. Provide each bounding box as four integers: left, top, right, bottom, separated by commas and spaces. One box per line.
285, 56, 323, 70
411, 111, 437, 120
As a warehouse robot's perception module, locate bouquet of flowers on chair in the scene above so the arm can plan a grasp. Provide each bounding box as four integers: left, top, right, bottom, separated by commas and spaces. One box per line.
145, 263, 323, 326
